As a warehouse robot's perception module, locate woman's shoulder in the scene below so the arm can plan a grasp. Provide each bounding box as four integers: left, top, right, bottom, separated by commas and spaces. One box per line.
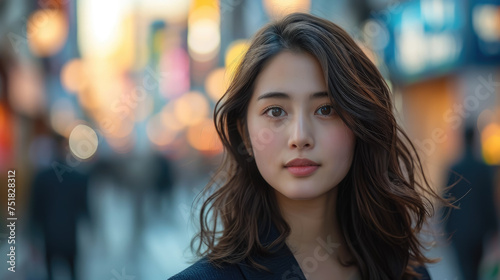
168, 257, 244, 280
167, 256, 432, 280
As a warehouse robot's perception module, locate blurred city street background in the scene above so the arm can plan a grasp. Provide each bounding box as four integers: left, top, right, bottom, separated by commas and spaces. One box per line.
0, 0, 499, 279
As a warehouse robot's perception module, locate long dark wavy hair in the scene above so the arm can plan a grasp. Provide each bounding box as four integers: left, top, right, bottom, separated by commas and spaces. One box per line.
191, 12, 449, 279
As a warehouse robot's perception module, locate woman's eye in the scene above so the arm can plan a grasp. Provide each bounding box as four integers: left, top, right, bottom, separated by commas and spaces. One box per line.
263, 105, 335, 118
264, 107, 286, 118
317, 105, 335, 116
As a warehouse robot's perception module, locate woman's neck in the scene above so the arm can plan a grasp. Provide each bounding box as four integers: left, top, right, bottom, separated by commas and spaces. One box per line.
275, 187, 344, 254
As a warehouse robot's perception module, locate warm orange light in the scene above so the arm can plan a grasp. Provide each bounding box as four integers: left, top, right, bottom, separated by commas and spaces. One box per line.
92, 108, 135, 139
188, 18, 220, 62
483, 135, 500, 164
482, 123, 500, 139
78, 0, 132, 58
0, 103, 4, 129
188, 5, 220, 25
161, 102, 186, 132
205, 68, 230, 101
147, 114, 177, 147
109, 14, 135, 70
79, 64, 125, 111
112, 120, 135, 139
263, 0, 311, 19
225, 40, 249, 79
27, 9, 68, 56
174, 91, 209, 126
61, 59, 87, 93
481, 123, 500, 164
141, 0, 190, 24
188, 2, 220, 62
187, 118, 223, 154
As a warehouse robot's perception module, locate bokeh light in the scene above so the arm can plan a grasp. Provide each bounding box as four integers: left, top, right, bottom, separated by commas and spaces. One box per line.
481, 123, 500, 165
187, 118, 223, 154
188, 4, 220, 62
161, 102, 186, 132
61, 58, 88, 93
147, 114, 178, 147
27, 9, 68, 57
140, 0, 190, 24
473, 5, 500, 42
225, 40, 249, 79
263, 0, 311, 18
173, 91, 209, 126
78, 0, 133, 58
160, 47, 190, 99
188, 18, 220, 62
68, 124, 99, 160
205, 68, 229, 101
9, 63, 45, 117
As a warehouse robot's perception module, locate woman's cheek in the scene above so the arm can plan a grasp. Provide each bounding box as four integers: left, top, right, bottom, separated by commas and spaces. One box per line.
323, 127, 355, 158
251, 131, 280, 160
249, 121, 281, 154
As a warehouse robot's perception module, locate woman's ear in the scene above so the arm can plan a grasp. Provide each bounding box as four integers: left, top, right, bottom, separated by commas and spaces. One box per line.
237, 119, 253, 157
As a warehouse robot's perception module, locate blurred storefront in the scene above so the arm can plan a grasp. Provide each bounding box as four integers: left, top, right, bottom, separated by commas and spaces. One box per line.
366, 1, 500, 279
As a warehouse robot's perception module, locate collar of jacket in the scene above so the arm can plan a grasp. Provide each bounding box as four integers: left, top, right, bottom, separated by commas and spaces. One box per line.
236, 220, 307, 280
231, 221, 431, 280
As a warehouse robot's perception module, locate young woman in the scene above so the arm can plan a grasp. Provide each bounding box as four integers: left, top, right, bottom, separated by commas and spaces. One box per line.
170, 12, 446, 280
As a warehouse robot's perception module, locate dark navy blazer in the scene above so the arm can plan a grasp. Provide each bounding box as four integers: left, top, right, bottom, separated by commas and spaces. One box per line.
169, 222, 431, 280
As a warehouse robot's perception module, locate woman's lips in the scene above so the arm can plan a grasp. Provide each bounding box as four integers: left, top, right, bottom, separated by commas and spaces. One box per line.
285, 165, 319, 177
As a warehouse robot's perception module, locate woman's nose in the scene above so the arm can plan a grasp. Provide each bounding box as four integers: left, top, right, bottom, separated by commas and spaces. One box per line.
288, 112, 314, 150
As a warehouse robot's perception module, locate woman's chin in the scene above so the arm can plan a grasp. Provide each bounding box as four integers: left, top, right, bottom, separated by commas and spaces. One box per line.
275, 187, 328, 201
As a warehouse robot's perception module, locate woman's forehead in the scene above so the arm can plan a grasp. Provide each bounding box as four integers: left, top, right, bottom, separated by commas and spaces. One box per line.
252, 51, 328, 101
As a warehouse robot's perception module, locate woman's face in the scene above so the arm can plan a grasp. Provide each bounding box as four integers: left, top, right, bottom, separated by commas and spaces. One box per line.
244, 51, 356, 200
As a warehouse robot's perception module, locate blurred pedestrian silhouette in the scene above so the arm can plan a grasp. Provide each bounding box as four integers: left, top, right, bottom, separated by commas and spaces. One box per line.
29, 132, 90, 280
444, 126, 498, 280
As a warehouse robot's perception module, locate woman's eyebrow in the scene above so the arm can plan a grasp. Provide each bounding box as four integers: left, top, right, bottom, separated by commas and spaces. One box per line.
257, 91, 329, 101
